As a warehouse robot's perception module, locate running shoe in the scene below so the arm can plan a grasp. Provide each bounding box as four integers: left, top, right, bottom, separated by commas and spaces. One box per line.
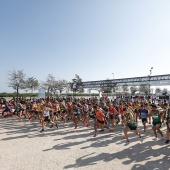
74, 125, 77, 129
93, 134, 97, 137
154, 138, 158, 142
40, 129, 44, 132
99, 129, 104, 132
125, 141, 130, 146
165, 140, 170, 144
49, 125, 53, 128
56, 124, 58, 129
108, 129, 114, 132
140, 137, 143, 142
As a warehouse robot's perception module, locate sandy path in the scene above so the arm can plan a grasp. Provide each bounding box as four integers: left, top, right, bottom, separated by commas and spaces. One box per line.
0, 117, 170, 170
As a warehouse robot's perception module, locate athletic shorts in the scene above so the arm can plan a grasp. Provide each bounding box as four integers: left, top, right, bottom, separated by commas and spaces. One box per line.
121, 115, 125, 119
44, 116, 51, 123
109, 114, 115, 119
34, 111, 39, 115
128, 125, 137, 130
16, 109, 23, 113
166, 122, 170, 132
89, 114, 95, 119
153, 122, 161, 126
134, 109, 138, 114
74, 112, 80, 117
61, 110, 66, 114
82, 111, 87, 115
26, 108, 31, 111
53, 112, 59, 116
3, 108, 10, 112
97, 119, 104, 124
142, 118, 147, 123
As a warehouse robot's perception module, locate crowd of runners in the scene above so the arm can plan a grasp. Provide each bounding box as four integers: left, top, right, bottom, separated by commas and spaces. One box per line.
0, 96, 170, 145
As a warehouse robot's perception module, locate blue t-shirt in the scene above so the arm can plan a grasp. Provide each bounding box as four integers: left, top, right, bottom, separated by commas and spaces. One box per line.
139, 109, 148, 119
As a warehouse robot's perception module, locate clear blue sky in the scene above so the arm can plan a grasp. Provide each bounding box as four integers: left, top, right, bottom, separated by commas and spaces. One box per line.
0, 0, 170, 92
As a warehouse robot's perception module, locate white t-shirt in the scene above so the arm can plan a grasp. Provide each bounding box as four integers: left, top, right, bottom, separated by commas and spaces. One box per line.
44, 110, 50, 117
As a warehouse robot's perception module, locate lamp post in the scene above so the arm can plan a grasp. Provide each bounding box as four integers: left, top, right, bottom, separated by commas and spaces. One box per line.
148, 67, 153, 95
112, 73, 114, 95
112, 73, 114, 79
72, 79, 76, 98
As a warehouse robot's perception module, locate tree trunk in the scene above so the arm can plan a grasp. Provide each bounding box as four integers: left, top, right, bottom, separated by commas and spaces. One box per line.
17, 86, 19, 99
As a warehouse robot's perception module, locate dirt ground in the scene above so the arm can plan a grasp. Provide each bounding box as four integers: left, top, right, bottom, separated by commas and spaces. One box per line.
0, 117, 170, 170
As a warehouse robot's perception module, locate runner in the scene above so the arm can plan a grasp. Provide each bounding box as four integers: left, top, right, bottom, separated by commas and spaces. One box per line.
108, 103, 118, 131
148, 104, 164, 142
133, 101, 140, 124
1, 98, 12, 117
138, 104, 148, 132
51, 100, 59, 123
157, 100, 166, 124
59, 100, 68, 124
85, 103, 96, 127
25, 100, 32, 120
72, 102, 81, 129
93, 105, 110, 137
123, 107, 143, 145
164, 103, 170, 144
15, 100, 24, 122
118, 103, 125, 127
40, 104, 58, 132
147, 102, 152, 124
81, 101, 89, 124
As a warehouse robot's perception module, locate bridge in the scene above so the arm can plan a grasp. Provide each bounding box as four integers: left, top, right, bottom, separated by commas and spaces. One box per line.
74, 74, 170, 89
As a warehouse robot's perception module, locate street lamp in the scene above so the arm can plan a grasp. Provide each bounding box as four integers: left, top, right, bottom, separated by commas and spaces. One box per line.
148, 67, 153, 95
72, 79, 77, 98
112, 73, 114, 95
112, 73, 114, 79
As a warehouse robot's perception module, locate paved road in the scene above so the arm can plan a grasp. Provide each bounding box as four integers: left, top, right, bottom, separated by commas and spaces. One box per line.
0, 117, 170, 170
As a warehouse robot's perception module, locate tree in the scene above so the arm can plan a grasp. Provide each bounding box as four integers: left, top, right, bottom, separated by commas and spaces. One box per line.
102, 87, 112, 94
130, 86, 138, 95
162, 88, 168, 95
8, 70, 26, 98
71, 74, 84, 93
121, 84, 129, 93
139, 84, 149, 94
74, 74, 82, 83
41, 74, 56, 95
24, 77, 39, 93
114, 85, 121, 93
155, 87, 161, 93
162, 88, 168, 92
52, 79, 68, 95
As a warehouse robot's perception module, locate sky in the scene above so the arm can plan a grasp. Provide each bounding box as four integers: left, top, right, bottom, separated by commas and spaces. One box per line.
0, 0, 170, 93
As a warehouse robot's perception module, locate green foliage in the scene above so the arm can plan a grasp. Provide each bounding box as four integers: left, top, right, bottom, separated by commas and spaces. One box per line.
130, 86, 138, 95
121, 85, 129, 92
139, 85, 149, 94
0, 93, 37, 98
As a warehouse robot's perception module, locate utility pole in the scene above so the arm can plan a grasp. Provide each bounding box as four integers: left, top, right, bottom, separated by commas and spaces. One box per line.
112, 73, 114, 96
148, 67, 153, 95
